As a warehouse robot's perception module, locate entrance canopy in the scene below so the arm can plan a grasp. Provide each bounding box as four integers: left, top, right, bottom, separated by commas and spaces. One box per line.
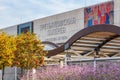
46, 24, 120, 59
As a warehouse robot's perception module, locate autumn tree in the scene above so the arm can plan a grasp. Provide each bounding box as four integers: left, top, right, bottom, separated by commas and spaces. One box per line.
13, 32, 46, 77
0, 32, 16, 80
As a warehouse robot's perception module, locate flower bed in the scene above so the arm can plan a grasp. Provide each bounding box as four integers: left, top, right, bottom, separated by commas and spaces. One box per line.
21, 62, 120, 80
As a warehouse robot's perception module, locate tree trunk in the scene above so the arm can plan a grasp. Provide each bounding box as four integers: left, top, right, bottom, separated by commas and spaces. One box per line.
27, 69, 30, 80
2, 64, 5, 80
21, 67, 23, 77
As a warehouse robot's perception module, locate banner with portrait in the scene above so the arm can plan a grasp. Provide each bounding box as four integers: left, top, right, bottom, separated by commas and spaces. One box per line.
84, 1, 114, 28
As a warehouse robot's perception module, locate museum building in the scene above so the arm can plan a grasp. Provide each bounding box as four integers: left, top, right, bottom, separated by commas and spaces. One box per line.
1, 0, 120, 80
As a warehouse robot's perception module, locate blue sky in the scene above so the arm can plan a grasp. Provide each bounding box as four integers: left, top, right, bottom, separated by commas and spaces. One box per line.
0, 0, 110, 29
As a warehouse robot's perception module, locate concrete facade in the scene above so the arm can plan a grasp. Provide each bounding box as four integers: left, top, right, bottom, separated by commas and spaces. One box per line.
114, 0, 120, 26
34, 8, 84, 44
1, 25, 17, 35
1, 0, 120, 44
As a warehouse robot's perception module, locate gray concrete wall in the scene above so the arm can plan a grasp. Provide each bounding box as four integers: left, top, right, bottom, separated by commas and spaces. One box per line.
114, 0, 120, 26
0, 67, 16, 80
1, 25, 17, 35
34, 8, 84, 44
4, 67, 16, 80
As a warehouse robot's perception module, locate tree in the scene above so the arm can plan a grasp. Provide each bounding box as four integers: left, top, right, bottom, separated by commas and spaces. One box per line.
0, 32, 16, 80
13, 32, 46, 78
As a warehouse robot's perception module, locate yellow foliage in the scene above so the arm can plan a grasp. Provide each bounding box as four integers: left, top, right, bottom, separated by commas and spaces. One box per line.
0, 32, 16, 69
13, 32, 46, 69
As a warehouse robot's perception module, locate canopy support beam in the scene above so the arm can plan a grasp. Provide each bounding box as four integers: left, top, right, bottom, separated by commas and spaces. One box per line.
94, 35, 119, 56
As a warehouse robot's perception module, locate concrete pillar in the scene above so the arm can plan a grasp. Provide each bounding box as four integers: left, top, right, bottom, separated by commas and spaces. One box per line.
32, 68, 36, 80
59, 59, 64, 68
0, 70, 2, 80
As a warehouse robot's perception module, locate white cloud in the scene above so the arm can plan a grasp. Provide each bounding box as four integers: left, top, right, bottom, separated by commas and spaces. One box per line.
0, 6, 6, 11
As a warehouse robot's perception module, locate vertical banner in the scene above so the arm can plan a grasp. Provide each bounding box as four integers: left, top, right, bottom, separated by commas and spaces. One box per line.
17, 22, 33, 35
84, 1, 114, 28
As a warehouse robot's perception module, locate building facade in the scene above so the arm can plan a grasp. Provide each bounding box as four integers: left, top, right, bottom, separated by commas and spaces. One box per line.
1, 0, 120, 45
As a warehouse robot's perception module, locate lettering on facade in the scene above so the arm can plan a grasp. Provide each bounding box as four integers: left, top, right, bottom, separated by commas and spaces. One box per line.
39, 17, 76, 42
45, 36, 67, 42
40, 17, 76, 31
48, 27, 66, 36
